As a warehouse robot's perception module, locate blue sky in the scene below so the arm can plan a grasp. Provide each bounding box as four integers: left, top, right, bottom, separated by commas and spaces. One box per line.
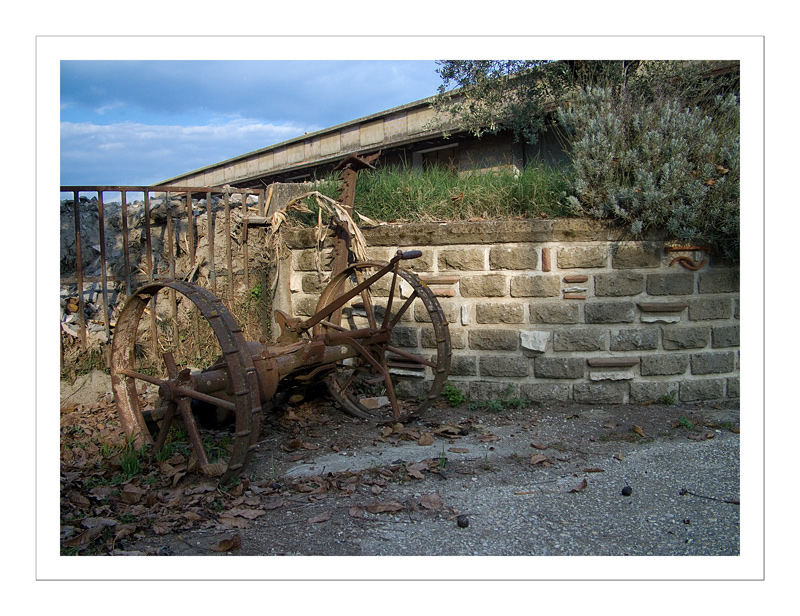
60, 60, 443, 186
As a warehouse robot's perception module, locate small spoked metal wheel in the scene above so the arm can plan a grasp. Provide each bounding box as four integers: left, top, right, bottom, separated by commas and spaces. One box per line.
312, 256, 451, 422
110, 280, 262, 484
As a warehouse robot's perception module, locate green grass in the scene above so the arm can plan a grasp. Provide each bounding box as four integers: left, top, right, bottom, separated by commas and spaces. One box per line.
297, 162, 575, 224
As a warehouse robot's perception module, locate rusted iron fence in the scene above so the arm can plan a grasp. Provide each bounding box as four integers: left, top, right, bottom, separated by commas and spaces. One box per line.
60, 184, 272, 351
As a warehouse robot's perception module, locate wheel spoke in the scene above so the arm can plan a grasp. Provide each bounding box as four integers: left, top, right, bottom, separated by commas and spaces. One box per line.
386, 345, 437, 369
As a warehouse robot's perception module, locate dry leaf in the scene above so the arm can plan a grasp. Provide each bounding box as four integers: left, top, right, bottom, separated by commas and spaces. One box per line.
570, 479, 588, 493
582, 468, 605, 473
63, 526, 103, 548
419, 493, 444, 511
406, 461, 427, 479
530, 454, 551, 466
530, 442, 548, 450
201, 463, 226, 477
262, 496, 285, 510
348, 506, 365, 519
218, 516, 250, 529
613, 453, 624, 461
632, 425, 646, 438
418, 432, 435, 446
448, 447, 469, 453
120, 483, 145, 505
227, 507, 266, 520
210, 534, 241, 552
366, 501, 404, 514
308, 511, 332, 524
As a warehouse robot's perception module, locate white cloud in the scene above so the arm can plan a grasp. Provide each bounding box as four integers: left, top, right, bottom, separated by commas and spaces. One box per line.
60, 117, 319, 184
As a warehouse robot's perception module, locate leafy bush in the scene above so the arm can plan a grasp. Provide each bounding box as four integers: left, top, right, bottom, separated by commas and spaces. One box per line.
557, 86, 739, 261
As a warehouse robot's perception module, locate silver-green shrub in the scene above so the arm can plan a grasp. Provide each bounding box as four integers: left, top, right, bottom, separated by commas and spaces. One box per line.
558, 86, 739, 261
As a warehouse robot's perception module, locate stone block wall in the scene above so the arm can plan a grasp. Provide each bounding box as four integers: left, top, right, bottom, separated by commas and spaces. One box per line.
280, 220, 739, 405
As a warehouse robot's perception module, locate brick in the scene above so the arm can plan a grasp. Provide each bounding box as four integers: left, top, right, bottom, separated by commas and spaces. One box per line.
610, 328, 659, 351
688, 297, 733, 321
612, 241, 663, 269
460, 274, 508, 297
640, 353, 689, 376
468, 329, 519, 350
469, 381, 519, 401
646, 272, 695, 295
698, 269, 739, 293
679, 378, 726, 402
510, 274, 561, 297
438, 248, 486, 271
480, 356, 530, 377
553, 328, 606, 351
520, 383, 570, 403
489, 246, 539, 270
573, 382, 628, 404
662, 326, 710, 350
557, 245, 608, 268
691, 351, 736, 375
475, 302, 525, 324
421, 326, 466, 349
712, 324, 740, 348
630, 381, 679, 404
594, 271, 645, 297
530, 302, 580, 324
584, 301, 636, 323
533, 357, 584, 379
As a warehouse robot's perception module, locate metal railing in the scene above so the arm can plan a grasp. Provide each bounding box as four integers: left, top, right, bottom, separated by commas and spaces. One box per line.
60, 184, 272, 349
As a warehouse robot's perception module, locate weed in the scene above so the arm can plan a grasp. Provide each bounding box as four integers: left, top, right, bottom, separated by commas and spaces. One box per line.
658, 392, 678, 406
442, 383, 467, 407
678, 416, 694, 430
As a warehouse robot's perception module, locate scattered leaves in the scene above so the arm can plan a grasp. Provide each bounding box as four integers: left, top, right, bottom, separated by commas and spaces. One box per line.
418, 432, 435, 446
529, 453, 552, 466
210, 534, 241, 552
632, 425, 647, 438
307, 511, 332, 524
365, 501, 404, 514
570, 479, 588, 493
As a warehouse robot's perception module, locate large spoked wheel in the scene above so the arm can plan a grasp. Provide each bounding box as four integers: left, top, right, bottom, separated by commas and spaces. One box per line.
110, 281, 262, 484
312, 259, 451, 422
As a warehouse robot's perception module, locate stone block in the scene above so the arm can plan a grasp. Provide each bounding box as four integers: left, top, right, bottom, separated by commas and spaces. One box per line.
421, 326, 465, 349
294, 249, 333, 271
640, 353, 689, 376
594, 271, 645, 297
698, 269, 739, 293
520, 330, 550, 353
475, 302, 525, 324
510, 274, 561, 297
553, 328, 607, 351
612, 241, 663, 269
414, 300, 458, 324
468, 329, 519, 351
727, 377, 740, 398
301, 272, 328, 294
530, 302, 580, 324
557, 245, 608, 268
589, 370, 634, 381
489, 246, 539, 270
691, 351, 736, 375
584, 301, 636, 323
661, 326, 710, 350
688, 297, 733, 321
438, 248, 486, 271
630, 381, 679, 403
469, 381, 519, 401
292, 294, 319, 317
679, 378, 726, 402
520, 383, 570, 403
573, 382, 628, 404
390, 326, 418, 348
479, 356, 530, 377
712, 324, 740, 348
460, 274, 508, 297
533, 357, 584, 379
610, 328, 659, 351
646, 272, 695, 295
445, 355, 478, 377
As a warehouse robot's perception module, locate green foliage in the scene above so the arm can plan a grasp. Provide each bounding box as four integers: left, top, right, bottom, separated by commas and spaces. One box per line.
434, 60, 740, 262
442, 383, 467, 407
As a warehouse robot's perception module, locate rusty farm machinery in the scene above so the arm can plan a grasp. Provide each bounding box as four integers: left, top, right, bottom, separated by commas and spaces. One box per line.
109, 155, 452, 483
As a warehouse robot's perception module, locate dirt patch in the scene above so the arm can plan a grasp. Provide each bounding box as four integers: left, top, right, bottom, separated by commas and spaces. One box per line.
60, 383, 739, 557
